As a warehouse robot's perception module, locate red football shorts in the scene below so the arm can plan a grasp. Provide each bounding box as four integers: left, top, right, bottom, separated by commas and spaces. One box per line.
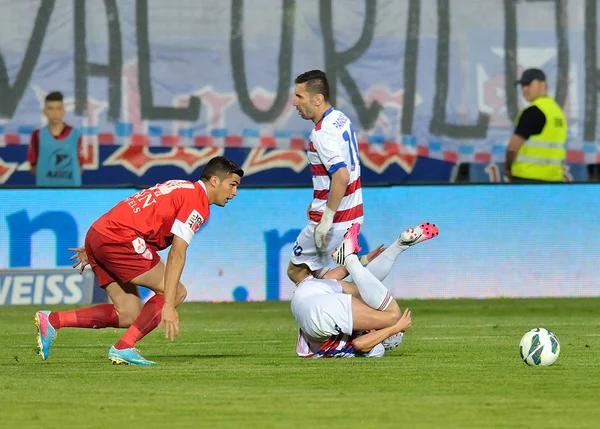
84, 227, 161, 287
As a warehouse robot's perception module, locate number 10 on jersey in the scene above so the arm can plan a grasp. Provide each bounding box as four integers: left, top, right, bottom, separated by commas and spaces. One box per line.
343, 125, 359, 171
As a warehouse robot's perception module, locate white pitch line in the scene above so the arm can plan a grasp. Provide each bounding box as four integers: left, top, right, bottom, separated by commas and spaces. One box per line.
421, 323, 600, 328
11, 340, 285, 349
415, 335, 511, 340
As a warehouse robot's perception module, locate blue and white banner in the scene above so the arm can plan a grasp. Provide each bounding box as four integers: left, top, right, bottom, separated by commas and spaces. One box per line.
0, 268, 96, 306
1, 185, 599, 302
0, 0, 598, 161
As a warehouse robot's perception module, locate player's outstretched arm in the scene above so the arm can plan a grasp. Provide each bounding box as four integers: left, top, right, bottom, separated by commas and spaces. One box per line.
352, 308, 412, 353
162, 235, 188, 340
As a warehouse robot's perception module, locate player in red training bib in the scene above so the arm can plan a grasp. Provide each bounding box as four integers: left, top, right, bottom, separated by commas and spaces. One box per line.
34, 156, 244, 365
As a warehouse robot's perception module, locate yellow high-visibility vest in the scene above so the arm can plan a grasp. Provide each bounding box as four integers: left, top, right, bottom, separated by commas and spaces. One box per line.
511, 96, 567, 182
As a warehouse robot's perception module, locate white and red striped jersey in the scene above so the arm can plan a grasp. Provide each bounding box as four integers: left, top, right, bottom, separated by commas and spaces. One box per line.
295, 330, 385, 358
296, 330, 357, 358
307, 107, 364, 231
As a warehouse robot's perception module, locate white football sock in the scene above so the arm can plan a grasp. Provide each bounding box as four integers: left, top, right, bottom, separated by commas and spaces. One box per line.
366, 240, 408, 281
344, 254, 393, 311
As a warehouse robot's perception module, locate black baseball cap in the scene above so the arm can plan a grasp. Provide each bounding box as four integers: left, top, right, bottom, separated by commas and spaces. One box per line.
515, 68, 546, 86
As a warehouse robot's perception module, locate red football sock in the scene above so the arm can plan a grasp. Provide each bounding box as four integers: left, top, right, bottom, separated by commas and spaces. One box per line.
48, 304, 119, 329
114, 294, 165, 350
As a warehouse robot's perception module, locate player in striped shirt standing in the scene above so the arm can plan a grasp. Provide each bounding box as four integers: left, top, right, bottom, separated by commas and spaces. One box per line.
287, 70, 364, 284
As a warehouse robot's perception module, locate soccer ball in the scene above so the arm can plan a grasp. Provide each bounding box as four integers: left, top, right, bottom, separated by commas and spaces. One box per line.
519, 328, 560, 366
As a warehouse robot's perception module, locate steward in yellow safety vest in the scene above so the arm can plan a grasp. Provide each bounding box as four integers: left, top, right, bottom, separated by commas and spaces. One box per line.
504, 69, 567, 183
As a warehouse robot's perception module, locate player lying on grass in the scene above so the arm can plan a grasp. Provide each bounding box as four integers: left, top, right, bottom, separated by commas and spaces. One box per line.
34, 156, 243, 366
291, 222, 439, 357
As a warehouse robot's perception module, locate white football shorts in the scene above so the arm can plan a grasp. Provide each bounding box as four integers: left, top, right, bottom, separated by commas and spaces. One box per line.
290, 223, 349, 272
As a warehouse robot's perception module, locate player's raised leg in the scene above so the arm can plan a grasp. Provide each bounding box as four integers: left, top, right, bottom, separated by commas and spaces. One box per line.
366, 222, 439, 281
322, 222, 440, 282
332, 223, 398, 316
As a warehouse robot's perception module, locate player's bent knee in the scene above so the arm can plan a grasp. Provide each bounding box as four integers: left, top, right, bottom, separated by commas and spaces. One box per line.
176, 284, 187, 306
389, 310, 401, 325
387, 300, 401, 320
373, 311, 400, 329
115, 304, 142, 327
381, 304, 402, 327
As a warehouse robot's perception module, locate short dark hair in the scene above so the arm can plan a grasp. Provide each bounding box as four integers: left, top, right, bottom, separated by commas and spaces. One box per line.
201, 156, 244, 181
45, 91, 64, 103
294, 70, 330, 102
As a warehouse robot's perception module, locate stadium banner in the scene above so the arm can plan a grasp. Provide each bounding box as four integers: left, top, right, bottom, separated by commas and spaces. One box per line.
0, 144, 454, 187
0, 185, 599, 304
0, 0, 598, 170
0, 144, 592, 187
0, 268, 96, 306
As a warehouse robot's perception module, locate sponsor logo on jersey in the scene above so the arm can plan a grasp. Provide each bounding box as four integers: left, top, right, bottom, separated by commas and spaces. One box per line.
131, 237, 147, 254
186, 209, 204, 233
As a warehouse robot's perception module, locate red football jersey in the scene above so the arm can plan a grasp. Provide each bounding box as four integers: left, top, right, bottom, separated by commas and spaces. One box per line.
92, 179, 210, 250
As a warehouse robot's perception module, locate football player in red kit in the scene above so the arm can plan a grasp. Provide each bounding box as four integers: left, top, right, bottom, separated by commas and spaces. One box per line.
34, 156, 243, 365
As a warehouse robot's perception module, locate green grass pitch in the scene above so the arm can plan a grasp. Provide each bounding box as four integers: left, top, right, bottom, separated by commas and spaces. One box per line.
1, 298, 599, 428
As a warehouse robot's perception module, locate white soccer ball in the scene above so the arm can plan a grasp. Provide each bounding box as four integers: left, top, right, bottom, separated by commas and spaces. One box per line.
519, 328, 560, 366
